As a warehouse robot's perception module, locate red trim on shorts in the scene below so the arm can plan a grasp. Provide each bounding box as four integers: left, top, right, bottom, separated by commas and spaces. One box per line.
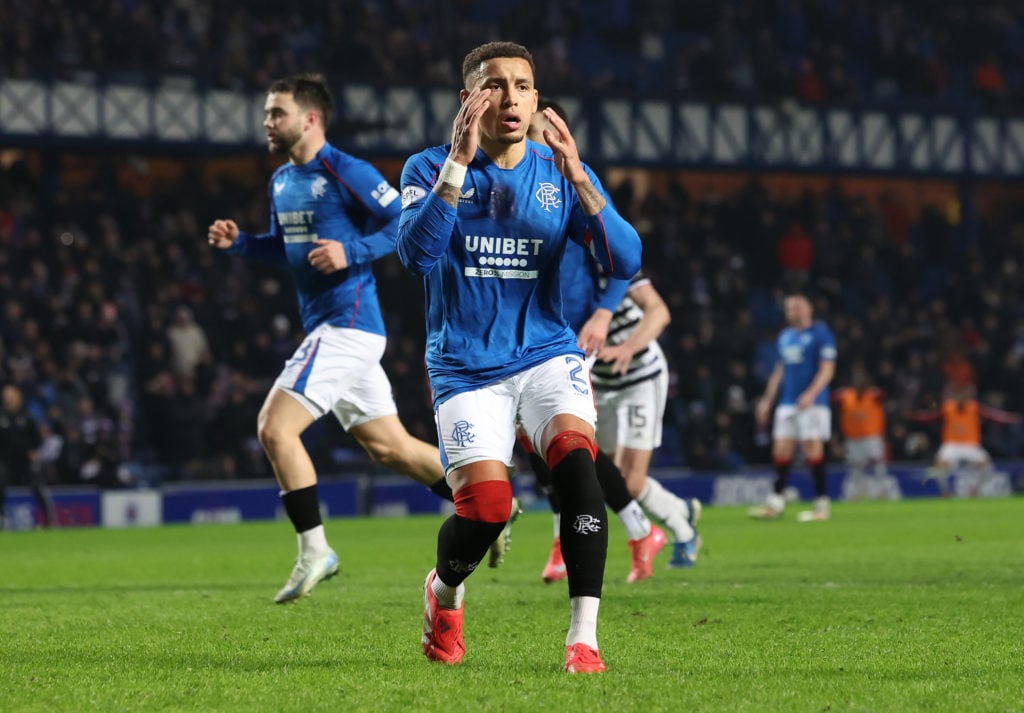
347, 282, 361, 327
772, 456, 792, 467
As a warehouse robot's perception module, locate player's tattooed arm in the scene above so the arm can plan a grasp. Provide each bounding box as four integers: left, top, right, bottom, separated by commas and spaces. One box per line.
433, 182, 461, 209
541, 106, 607, 216
571, 178, 607, 216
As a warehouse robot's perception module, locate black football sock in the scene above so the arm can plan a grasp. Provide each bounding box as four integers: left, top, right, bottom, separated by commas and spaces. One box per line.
811, 460, 828, 498
429, 478, 455, 502
594, 449, 633, 512
773, 462, 792, 494
435, 514, 506, 587
530, 451, 562, 513
550, 449, 608, 599
280, 484, 322, 533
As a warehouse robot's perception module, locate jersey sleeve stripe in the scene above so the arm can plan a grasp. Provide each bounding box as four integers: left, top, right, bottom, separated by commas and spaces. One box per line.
319, 157, 372, 212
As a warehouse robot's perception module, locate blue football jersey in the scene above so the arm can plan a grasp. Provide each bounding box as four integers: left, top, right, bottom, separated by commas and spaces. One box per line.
558, 235, 632, 333
226, 142, 401, 335
397, 140, 641, 405
776, 320, 837, 406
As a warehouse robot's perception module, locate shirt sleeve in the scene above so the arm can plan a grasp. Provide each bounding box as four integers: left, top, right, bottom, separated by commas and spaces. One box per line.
396, 154, 455, 275
819, 324, 838, 361
567, 165, 641, 279
226, 189, 287, 263
595, 275, 631, 313
331, 157, 402, 266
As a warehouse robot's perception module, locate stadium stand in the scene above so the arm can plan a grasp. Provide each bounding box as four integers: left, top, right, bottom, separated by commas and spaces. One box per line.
3, 0, 1024, 484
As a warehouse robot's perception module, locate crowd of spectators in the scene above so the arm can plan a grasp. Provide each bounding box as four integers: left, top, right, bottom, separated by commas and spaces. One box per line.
3, 151, 1024, 486
4, 0, 1024, 484
2, 0, 1024, 111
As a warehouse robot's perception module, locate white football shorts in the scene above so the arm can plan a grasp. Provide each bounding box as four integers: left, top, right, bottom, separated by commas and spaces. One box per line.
845, 435, 886, 466
772, 404, 832, 442
273, 324, 397, 430
936, 442, 990, 466
435, 354, 597, 476
594, 368, 668, 452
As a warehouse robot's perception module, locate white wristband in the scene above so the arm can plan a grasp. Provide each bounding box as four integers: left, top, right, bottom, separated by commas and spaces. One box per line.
438, 158, 467, 188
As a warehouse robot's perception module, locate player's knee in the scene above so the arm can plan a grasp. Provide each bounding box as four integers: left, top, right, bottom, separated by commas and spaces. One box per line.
545, 430, 597, 470
362, 438, 399, 468
256, 416, 292, 454
454, 480, 513, 523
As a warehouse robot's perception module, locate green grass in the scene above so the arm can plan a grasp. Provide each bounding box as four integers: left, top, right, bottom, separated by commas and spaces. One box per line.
3, 498, 1023, 712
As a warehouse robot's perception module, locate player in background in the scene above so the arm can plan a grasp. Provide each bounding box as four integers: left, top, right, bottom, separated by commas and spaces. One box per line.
523, 100, 701, 585
397, 42, 641, 673
0, 383, 52, 530
751, 293, 836, 521
831, 368, 890, 500
907, 386, 1020, 497
207, 74, 460, 604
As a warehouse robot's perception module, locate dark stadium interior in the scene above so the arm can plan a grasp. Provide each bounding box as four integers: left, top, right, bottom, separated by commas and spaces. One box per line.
2, 0, 1024, 485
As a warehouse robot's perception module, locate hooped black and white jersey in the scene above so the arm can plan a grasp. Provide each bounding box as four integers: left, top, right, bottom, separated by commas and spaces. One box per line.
591, 270, 668, 391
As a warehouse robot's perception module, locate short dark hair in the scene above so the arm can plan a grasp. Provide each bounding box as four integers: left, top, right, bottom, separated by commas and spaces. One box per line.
537, 96, 569, 124
461, 41, 535, 87
268, 73, 333, 128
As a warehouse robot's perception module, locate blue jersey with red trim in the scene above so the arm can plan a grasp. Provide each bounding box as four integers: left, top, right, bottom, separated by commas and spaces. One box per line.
226, 142, 400, 335
558, 238, 633, 333
397, 139, 642, 405
777, 320, 837, 406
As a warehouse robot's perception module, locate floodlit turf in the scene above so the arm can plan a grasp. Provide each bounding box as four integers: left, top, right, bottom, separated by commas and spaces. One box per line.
2, 497, 1023, 712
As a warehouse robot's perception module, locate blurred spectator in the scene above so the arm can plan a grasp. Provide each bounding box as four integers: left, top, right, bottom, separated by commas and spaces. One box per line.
777, 222, 815, 288
973, 53, 1008, 110
166, 305, 211, 381
942, 345, 977, 389
3, 0, 1024, 110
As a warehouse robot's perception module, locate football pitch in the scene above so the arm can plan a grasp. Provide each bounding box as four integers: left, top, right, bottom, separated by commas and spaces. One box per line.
2, 497, 1022, 712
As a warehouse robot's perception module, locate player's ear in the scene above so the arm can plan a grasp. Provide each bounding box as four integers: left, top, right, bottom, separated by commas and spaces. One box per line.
459, 88, 470, 104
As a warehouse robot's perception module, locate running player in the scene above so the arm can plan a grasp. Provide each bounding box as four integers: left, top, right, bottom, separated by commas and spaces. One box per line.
208, 74, 458, 603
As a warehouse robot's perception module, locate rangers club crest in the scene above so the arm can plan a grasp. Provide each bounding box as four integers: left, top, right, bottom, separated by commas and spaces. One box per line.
573, 514, 602, 535
535, 182, 561, 211
311, 176, 328, 199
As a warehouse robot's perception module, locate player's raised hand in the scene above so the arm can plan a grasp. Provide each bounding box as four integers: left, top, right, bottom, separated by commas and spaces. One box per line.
207, 219, 240, 249
542, 107, 587, 184
449, 87, 492, 166
308, 239, 349, 274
